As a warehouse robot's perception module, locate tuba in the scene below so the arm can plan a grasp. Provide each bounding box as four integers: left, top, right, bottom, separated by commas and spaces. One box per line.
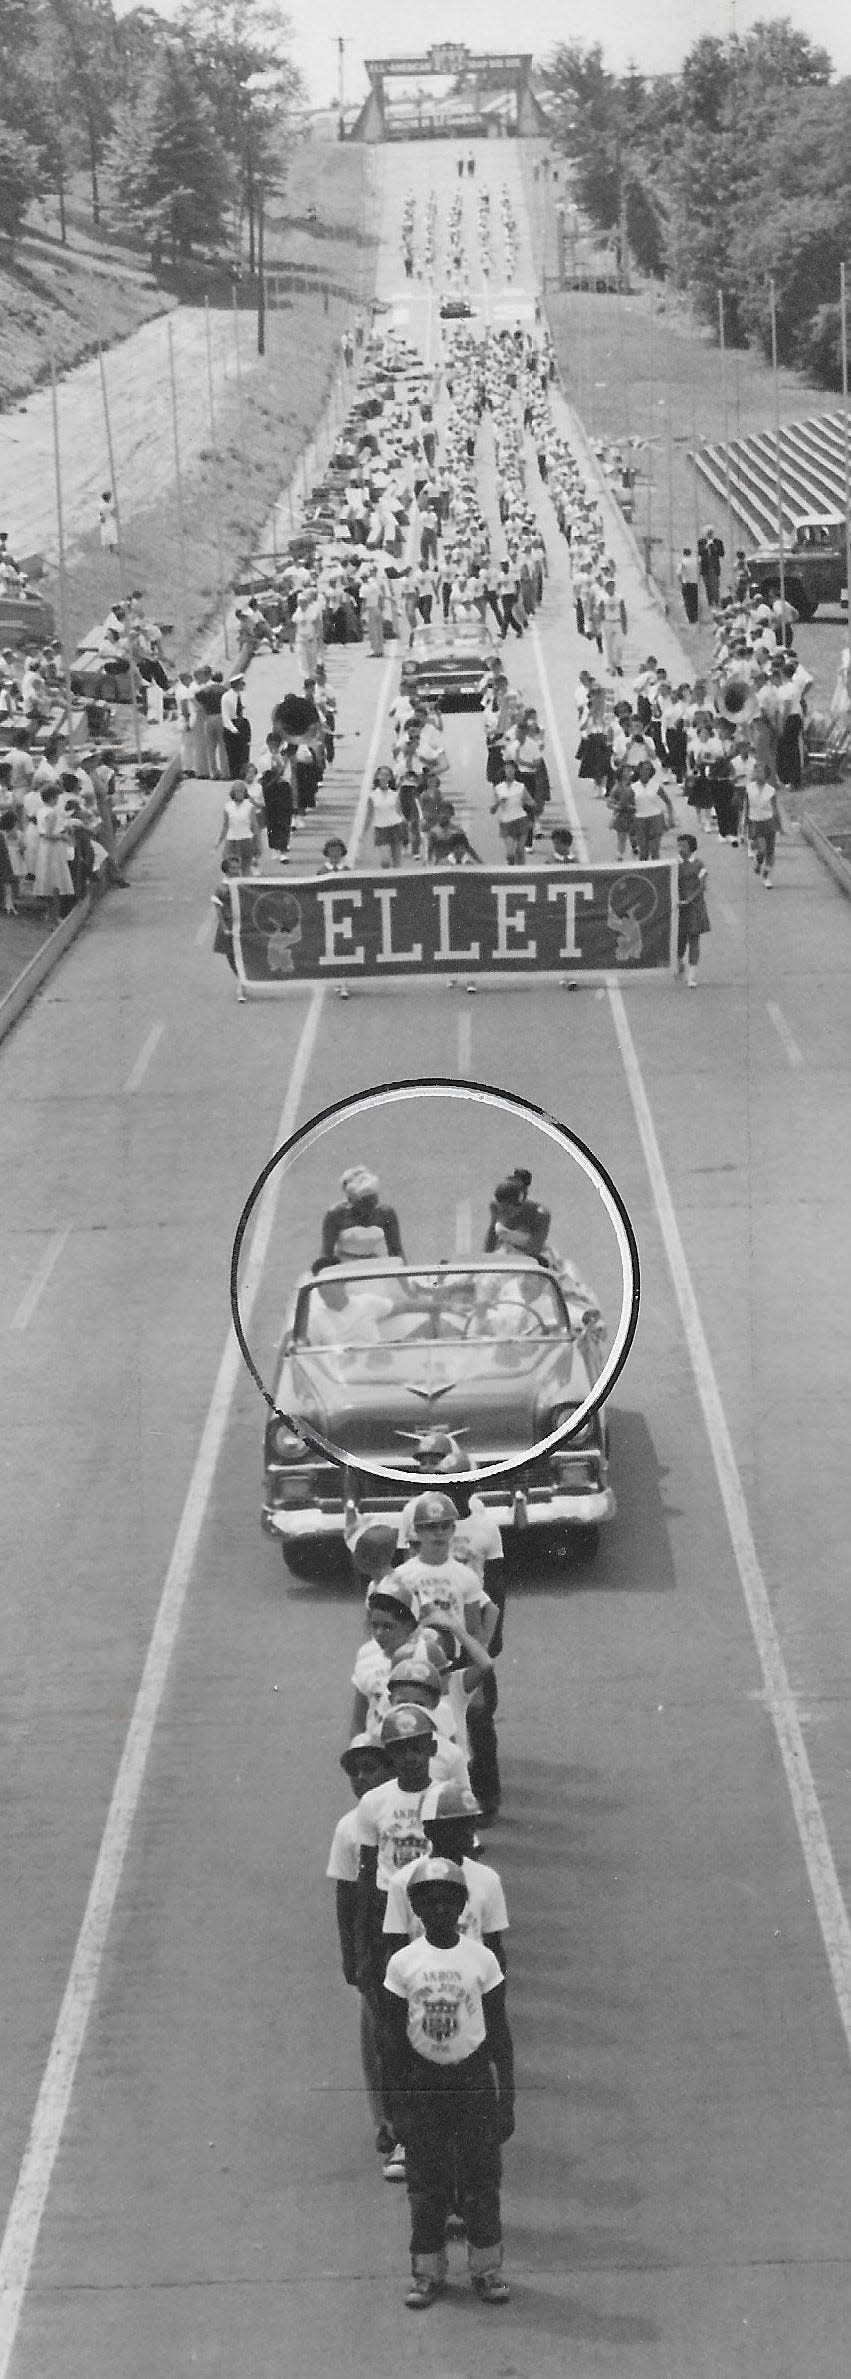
720, 674, 752, 720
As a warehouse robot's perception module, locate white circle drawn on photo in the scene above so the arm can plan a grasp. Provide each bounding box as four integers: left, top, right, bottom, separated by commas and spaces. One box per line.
230, 1077, 640, 1489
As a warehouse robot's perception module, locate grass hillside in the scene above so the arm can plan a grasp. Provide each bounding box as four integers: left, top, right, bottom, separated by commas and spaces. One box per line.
0, 132, 375, 411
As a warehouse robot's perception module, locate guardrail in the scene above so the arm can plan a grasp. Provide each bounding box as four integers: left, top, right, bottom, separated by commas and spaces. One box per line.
0, 753, 181, 1050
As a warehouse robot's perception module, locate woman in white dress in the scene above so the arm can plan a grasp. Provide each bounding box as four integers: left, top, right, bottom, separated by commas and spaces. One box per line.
34, 788, 74, 916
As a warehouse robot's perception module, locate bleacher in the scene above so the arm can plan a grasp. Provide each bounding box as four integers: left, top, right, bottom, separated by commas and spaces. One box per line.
690, 412, 851, 544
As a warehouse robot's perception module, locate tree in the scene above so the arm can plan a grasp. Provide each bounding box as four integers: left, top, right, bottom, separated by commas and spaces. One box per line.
176, 0, 303, 271
542, 41, 667, 283
105, 47, 231, 260
0, 123, 43, 241
43, 0, 122, 227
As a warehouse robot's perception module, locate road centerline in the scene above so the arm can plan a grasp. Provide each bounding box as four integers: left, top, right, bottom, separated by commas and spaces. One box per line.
9, 1228, 72, 1334
123, 1021, 164, 1094
766, 999, 804, 1069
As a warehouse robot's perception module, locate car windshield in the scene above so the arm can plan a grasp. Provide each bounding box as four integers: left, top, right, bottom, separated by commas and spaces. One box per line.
298, 1267, 565, 1348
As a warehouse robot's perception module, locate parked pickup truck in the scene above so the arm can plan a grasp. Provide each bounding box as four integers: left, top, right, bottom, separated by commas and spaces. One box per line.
746, 515, 847, 621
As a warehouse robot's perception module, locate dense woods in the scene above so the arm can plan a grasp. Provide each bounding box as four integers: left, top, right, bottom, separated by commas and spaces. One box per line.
543, 18, 851, 385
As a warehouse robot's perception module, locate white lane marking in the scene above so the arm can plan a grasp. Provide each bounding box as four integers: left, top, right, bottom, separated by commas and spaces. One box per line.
456, 1009, 473, 1075
528, 619, 588, 861
122, 1022, 164, 1094
455, 1197, 472, 1255
9, 1228, 71, 1334
527, 607, 851, 2063
0, 988, 325, 2373
717, 897, 740, 931
343, 650, 400, 863
194, 914, 212, 948
766, 1000, 804, 1070
608, 982, 851, 2059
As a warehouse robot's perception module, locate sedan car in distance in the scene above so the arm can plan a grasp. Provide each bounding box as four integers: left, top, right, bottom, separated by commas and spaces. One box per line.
261, 1258, 615, 1563
407, 615, 494, 710
439, 294, 475, 320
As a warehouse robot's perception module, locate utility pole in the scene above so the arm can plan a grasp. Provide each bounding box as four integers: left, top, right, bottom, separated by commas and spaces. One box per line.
333, 35, 350, 125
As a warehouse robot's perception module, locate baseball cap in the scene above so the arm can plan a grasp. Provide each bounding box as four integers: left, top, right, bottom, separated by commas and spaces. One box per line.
406, 1856, 468, 1895
365, 1577, 418, 1619
412, 1492, 457, 1530
340, 1733, 390, 1773
380, 1704, 436, 1747
421, 1782, 482, 1822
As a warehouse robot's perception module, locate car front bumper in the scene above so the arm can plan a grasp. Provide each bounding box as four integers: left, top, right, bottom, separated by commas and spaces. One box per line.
262, 1485, 616, 1542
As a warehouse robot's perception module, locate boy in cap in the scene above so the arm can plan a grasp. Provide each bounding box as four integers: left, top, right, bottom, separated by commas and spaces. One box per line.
327, 1734, 395, 2155
356, 1704, 438, 2176
350, 1570, 418, 1742
383, 1783, 508, 1971
384, 1650, 472, 1789
394, 1494, 498, 1646
383, 1859, 514, 2308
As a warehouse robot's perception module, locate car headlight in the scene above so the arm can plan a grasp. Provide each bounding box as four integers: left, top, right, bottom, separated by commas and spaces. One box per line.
268, 1411, 324, 1461
536, 1404, 595, 1448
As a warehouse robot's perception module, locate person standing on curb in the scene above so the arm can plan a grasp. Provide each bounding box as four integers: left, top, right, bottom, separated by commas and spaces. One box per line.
676, 832, 710, 987
677, 547, 700, 626
382, 1859, 514, 2310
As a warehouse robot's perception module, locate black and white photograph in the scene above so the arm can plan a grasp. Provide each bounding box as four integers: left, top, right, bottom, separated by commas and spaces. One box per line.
1, 0, 851, 2369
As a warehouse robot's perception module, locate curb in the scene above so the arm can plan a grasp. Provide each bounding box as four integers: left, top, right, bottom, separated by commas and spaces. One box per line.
800, 810, 851, 900
0, 753, 181, 1051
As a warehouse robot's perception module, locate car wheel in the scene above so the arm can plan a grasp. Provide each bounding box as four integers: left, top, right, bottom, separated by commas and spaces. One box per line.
281, 1539, 325, 1580
569, 1522, 600, 1559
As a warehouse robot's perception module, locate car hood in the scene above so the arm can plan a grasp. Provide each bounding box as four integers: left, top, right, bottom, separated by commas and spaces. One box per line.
280, 1336, 592, 1462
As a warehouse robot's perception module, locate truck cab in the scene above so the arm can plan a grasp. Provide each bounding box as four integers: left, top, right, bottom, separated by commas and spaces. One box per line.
747, 514, 846, 621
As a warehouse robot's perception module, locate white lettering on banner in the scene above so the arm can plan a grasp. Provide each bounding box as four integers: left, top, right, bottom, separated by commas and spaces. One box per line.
317, 889, 366, 967
375, 887, 423, 967
547, 880, 594, 959
494, 884, 537, 960
433, 883, 480, 965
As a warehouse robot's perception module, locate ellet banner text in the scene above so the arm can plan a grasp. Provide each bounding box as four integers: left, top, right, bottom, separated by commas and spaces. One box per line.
230, 865, 677, 990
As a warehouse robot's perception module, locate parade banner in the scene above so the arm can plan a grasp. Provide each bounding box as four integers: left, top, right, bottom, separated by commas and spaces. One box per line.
229, 865, 677, 991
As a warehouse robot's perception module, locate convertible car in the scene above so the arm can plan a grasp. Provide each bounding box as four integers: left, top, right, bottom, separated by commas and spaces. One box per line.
407, 616, 494, 711
261, 1258, 615, 1562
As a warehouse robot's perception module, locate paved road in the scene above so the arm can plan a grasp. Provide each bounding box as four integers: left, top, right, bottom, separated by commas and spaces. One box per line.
2, 139, 851, 2379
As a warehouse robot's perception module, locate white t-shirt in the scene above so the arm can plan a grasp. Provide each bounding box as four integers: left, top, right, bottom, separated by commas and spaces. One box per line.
326, 1806, 361, 1884
351, 1639, 392, 1736
384, 1854, 509, 1944
394, 1554, 488, 1633
356, 1781, 431, 1890
397, 1496, 503, 1577
384, 1935, 503, 2063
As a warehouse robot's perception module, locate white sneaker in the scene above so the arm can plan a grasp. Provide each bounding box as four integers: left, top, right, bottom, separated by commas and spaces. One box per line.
383, 2143, 406, 2183
763, 873, 773, 888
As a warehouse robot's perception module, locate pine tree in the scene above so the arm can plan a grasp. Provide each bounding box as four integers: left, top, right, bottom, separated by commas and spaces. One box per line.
107, 47, 230, 259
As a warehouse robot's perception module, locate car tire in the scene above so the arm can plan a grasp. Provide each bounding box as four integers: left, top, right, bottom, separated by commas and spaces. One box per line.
569, 1522, 600, 1560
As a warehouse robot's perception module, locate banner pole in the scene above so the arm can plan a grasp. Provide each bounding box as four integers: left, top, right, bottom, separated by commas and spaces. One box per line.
664, 289, 674, 592
769, 278, 786, 619
645, 293, 655, 579
841, 261, 851, 644
166, 318, 191, 672
97, 341, 142, 763
718, 289, 733, 594
204, 298, 230, 661
232, 281, 244, 428
49, 354, 77, 760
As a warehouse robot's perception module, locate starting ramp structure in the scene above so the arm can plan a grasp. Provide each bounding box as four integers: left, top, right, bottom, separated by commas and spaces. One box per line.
350, 44, 551, 143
